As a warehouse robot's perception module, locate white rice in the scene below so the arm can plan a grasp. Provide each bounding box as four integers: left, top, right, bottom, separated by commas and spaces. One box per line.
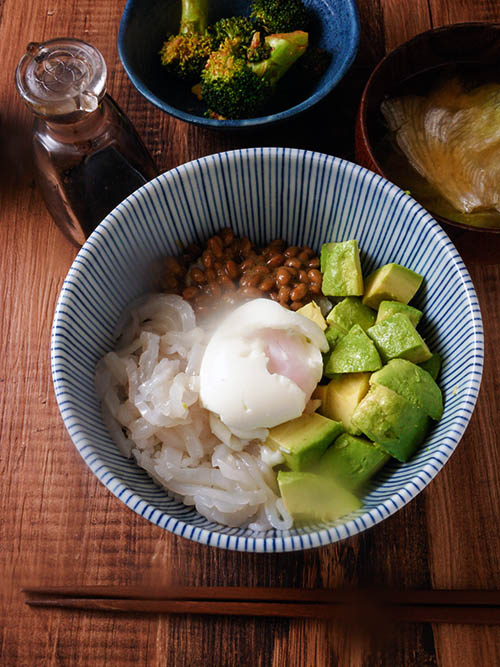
95, 293, 292, 531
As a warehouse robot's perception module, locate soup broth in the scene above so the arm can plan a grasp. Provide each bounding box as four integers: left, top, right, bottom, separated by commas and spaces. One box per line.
373, 62, 500, 230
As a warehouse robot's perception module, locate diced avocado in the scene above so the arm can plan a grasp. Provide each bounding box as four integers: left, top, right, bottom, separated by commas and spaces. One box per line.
367, 313, 432, 364
326, 297, 376, 333
318, 372, 370, 434
325, 323, 346, 351
376, 300, 422, 327
370, 359, 443, 420
277, 471, 362, 523
419, 353, 442, 381
362, 263, 423, 309
320, 240, 363, 297
318, 433, 390, 491
322, 294, 376, 356
266, 413, 343, 471
351, 384, 430, 462
325, 324, 382, 376
297, 301, 327, 331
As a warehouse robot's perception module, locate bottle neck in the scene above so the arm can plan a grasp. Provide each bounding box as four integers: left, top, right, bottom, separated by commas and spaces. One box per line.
36, 95, 111, 143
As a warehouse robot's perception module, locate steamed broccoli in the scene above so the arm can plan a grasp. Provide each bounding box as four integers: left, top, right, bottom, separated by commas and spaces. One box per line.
200, 38, 270, 119
249, 32, 309, 86
212, 17, 272, 62
250, 0, 310, 34
211, 16, 255, 50
160, 0, 213, 80
201, 31, 308, 119
160, 1, 320, 120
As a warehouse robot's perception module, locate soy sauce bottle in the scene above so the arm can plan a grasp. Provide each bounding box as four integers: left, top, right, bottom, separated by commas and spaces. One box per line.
15, 38, 157, 247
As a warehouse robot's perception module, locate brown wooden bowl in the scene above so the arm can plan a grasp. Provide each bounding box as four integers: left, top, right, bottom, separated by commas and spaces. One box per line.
355, 22, 500, 261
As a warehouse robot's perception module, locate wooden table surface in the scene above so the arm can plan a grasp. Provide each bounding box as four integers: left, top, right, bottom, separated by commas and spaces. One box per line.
1, 1, 500, 665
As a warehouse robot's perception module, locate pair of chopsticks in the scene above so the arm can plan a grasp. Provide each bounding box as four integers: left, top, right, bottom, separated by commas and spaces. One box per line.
22, 586, 500, 624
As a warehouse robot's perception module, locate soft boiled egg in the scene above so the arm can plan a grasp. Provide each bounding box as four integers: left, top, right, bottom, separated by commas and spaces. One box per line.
199, 299, 329, 441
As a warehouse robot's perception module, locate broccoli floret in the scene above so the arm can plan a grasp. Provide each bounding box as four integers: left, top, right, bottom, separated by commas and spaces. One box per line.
250, 0, 310, 34
160, 0, 213, 80
201, 31, 308, 119
248, 31, 308, 87
211, 16, 255, 49
201, 39, 271, 119
160, 34, 214, 80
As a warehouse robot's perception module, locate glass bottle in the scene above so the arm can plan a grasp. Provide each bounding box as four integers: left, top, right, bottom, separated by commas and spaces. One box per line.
15, 38, 157, 247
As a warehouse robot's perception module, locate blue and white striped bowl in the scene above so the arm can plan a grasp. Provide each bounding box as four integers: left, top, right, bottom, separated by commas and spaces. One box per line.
51, 148, 483, 552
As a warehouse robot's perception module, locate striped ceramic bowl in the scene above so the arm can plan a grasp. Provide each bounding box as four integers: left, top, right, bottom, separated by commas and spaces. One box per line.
51, 148, 483, 552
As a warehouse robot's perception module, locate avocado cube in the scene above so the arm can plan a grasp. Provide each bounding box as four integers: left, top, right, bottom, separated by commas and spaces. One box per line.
277, 471, 362, 523
326, 297, 377, 333
318, 433, 390, 491
320, 240, 363, 297
351, 384, 430, 462
367, 313, 432, 364
370, 359, 443, 420
323, 323, 346, 371
362, 263, 423, 309
419, 353, 442, 381
297, 301, 327, 331
266, 413, 343, 471
319, 372, 370, 434
325, 323, 346, 351
376, 300, 423, 327
325, 325, 382, 376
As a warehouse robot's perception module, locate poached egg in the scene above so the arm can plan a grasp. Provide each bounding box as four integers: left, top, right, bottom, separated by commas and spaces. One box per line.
199, 299, 328, 440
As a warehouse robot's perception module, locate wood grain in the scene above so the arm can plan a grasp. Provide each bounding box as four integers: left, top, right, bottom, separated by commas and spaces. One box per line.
1, 0, 499, 665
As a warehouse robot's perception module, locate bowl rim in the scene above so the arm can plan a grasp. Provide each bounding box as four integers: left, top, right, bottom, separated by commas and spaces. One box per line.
357, 20, 500, 234
117, 0, 360, 129
51, 147, 484, 552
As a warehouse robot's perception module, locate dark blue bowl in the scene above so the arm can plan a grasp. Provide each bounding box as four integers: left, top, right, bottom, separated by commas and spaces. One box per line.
118, 0, 360, 129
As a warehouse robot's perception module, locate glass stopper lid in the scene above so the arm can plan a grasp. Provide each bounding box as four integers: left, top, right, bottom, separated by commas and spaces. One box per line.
15, 38, 107, 116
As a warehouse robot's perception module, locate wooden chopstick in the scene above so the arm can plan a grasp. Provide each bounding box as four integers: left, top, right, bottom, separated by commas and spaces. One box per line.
21, 585, 500, 605
22, 586, 500, 623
